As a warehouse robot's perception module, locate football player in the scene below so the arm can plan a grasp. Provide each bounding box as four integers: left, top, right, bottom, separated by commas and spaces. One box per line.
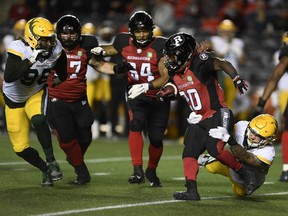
46, 15, 130, 185
90, 11, 170, 187
157, 32, 256, 200
205, 114, 278, 196
254, 31, 288, 182
3, 17, 67, 186
0, 19, 27, 131
46, 15, 97, 185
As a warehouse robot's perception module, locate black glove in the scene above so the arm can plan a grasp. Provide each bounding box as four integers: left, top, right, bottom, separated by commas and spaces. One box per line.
233, 75, 248, 94
113, 62, 133, 75
252, 98, 266, 118
227, 136, 238, 146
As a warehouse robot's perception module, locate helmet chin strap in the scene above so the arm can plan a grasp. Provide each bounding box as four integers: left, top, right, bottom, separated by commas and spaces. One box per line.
136, 39, 148, 44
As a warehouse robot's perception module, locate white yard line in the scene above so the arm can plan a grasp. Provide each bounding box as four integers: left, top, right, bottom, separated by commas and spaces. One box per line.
0, 156, 180, 166
29, 191, 288, 216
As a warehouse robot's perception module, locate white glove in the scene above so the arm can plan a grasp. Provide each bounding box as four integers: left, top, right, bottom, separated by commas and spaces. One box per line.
28, 49, 49, 64
91, 46, 106, 55
187, 112, 202, 124
209, 126, 230, 142
128, 83, 149, 99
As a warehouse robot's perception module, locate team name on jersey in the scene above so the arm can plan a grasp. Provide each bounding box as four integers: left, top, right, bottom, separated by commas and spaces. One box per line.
67, 54, 81, 59
127, 56, 150, 61
178, 82, 194, 88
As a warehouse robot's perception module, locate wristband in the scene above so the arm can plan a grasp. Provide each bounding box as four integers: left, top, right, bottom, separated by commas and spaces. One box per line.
232, 75, 240, 82
258, 97, 266, 108
229, 72, 238, 80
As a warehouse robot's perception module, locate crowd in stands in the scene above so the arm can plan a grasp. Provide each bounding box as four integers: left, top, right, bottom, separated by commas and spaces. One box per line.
0, 0, 288, 138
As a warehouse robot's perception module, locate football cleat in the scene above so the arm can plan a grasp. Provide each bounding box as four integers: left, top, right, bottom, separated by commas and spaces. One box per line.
128, 174, 145, 184
74, 162, 91, 185
128, 165, 145, 184
237, 168, 257, 195
48, 160, 63, 181
173, 180, 200, 201
74, 174, 91, 185
145, 168, 162, 187
41, 170, 53, 187
197, 154, 217, 167
173, 191, 200, 201
279, 171, 288, 182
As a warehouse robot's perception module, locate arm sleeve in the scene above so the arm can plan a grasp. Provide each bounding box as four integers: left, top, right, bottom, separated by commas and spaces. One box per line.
4, 53, 31, 83
53, 50, 68, 81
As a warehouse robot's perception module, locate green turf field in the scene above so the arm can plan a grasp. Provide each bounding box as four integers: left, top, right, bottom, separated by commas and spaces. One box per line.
1, 133, 288, 216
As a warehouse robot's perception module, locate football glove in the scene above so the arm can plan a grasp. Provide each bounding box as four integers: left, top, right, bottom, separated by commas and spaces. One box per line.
252, 98, 266, 118
128, 83, 149, 99
29, 49, 49, 64
91, 46, 106, 56
209, 126, 237, 146
233, 75, 248, 94
156, 82, 178, 101
187, 112, 202, 124
113, 62, 134, 75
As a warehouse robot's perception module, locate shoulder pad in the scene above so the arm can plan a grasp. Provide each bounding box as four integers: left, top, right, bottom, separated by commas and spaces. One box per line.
81, 35, 99, 49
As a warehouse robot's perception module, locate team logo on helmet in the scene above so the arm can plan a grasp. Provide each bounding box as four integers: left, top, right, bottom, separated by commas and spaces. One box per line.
28, 18, 54, 40
171, 35, 184, 46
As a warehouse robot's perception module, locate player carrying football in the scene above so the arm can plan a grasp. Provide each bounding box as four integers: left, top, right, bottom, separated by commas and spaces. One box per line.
157, 32, 257, 200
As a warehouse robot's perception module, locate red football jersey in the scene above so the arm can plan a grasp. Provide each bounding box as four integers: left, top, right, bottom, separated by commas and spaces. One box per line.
113, 33, 166, 97
173, 52, 227, 120
47, 35, 98, 102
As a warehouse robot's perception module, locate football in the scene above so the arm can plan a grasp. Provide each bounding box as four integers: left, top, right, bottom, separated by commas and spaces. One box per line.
156, 82, 178, 101
163, 82, 178, 95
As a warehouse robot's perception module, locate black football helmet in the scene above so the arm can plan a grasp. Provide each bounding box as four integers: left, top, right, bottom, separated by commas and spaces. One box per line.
56, 14, 81, 50
163, 32, 196, 74
128, 11, 154, 47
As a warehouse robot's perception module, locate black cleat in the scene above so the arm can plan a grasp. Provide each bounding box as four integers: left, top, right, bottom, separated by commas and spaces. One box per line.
128, 165, 145, 184
173, 180, 200, 201
145, 168, 162, 187
128, 174, 145, 184
173, 191, 200, 201
74, 174, 91, 185
74, 162, 91, 185
237, 168, 257, 195
279, 171, 288, 182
